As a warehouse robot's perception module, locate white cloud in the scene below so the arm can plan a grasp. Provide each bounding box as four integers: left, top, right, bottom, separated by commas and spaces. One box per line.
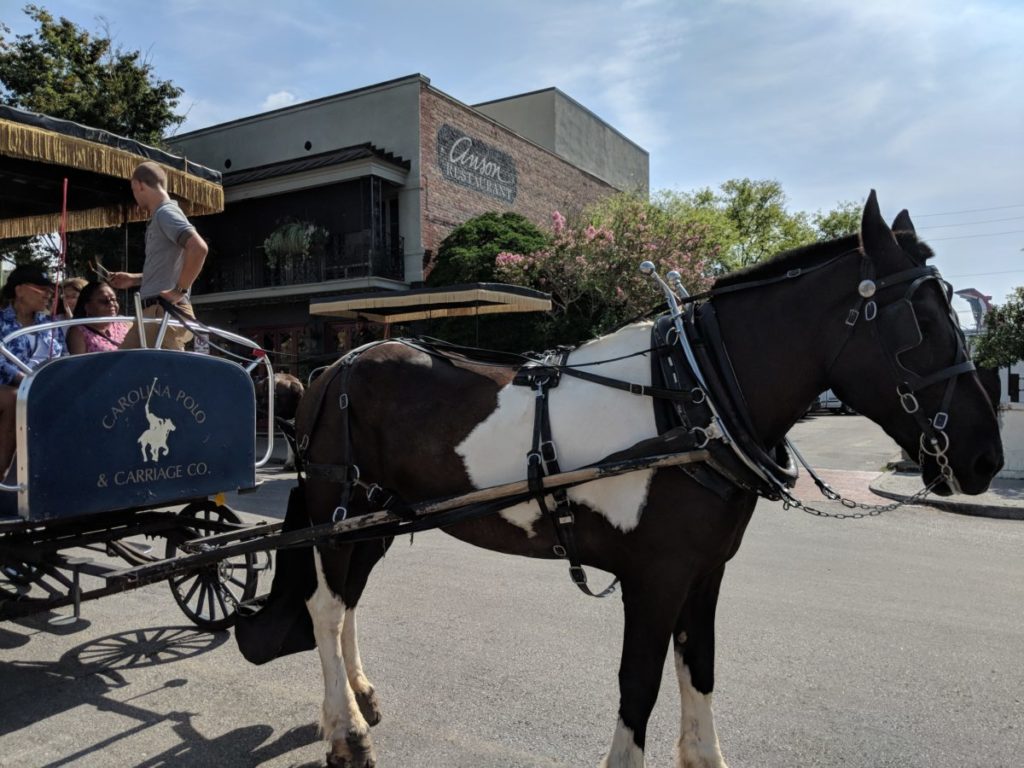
260, 90, 298, 112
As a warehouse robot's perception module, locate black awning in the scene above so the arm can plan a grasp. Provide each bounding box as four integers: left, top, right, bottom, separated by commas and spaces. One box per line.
309, 283, 552, 323
223, 143, 411, 187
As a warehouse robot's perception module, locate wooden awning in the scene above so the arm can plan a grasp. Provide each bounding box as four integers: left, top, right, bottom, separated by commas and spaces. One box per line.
0, 105, 223, 239
309, 283, 552, 323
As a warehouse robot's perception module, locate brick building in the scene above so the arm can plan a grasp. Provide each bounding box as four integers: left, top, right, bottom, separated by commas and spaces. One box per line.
167, 74, 647, 371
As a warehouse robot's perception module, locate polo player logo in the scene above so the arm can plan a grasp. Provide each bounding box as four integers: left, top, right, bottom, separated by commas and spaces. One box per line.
138, 377, 176, 463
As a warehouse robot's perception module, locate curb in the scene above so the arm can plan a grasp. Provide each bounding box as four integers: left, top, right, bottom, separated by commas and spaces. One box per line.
868, 475, 1024, 521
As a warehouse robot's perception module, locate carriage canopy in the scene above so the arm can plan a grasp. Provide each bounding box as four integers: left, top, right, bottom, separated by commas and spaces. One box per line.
0, 104, 223, 240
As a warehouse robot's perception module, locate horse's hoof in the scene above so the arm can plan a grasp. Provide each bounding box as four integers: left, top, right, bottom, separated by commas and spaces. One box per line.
356, 686, 382, 727
325, 730, 377, 767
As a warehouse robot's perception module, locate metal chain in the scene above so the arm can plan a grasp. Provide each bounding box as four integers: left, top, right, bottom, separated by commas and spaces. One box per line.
778, 475, 942, 520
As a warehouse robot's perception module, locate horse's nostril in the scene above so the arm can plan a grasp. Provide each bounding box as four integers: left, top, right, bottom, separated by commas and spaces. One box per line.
974, 450, 1004, 479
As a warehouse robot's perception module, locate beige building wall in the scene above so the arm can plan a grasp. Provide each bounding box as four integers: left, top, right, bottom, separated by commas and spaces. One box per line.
474, 88, 649, 195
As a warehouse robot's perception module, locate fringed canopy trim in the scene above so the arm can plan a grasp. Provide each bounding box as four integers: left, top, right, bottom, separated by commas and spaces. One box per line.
0, 117, 224, 238
310, 284, 552, 322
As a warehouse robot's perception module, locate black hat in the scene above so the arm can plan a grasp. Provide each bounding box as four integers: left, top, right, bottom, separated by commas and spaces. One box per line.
4, 263, 56, 299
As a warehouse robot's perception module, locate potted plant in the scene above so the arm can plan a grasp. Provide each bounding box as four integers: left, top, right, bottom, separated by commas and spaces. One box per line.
262, 220, 329, 270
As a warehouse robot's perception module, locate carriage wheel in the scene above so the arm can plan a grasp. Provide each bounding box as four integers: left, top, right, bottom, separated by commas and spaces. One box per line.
165, 500, 261, 631
1, 561, 40, 587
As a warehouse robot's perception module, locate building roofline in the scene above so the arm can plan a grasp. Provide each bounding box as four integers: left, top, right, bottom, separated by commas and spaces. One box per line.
168, 73, 430, 141
426, 83, 645, 194
472, 86, 648, 156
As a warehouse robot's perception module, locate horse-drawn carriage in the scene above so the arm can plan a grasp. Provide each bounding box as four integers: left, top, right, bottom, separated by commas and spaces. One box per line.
0, 106, 1006, 768
0, 105, 278, 628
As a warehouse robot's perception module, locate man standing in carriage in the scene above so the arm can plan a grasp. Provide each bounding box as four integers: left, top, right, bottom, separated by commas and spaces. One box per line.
109, 161, 209, 351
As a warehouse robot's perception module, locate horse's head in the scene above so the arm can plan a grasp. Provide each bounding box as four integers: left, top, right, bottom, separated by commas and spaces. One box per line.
829, 191, 1003, 495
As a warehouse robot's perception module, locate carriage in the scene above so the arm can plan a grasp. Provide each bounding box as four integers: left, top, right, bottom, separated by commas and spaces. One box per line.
0, 106, 276, 628
0, 107, 1006, 768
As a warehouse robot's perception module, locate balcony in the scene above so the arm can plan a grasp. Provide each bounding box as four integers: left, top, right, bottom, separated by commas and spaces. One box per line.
198, 234, 405, 294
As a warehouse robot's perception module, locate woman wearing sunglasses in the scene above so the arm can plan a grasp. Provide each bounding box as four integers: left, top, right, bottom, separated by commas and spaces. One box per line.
0, 264, 68, 476
66, 282, 130, 354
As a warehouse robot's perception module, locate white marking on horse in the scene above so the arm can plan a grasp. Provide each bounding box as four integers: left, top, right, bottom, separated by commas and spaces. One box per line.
674, 654, 727, 768
601, 718, 645, 767
458, 323, 658, 533
307, 551, 370, 751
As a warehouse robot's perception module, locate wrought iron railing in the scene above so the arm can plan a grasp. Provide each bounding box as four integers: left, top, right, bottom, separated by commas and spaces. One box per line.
198, 235, 404, 294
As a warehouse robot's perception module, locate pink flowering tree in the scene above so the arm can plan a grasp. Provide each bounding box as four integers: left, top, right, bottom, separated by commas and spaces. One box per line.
496, 194, 719, 345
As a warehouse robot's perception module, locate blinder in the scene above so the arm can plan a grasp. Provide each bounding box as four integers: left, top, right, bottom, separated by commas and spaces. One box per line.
879, 299, 923, 356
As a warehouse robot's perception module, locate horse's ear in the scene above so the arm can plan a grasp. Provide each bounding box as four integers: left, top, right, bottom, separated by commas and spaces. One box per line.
860, 190, 899, 260
892, 209, 916, 234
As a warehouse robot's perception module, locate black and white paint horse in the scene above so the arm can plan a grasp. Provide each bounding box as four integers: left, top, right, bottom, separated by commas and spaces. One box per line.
292, 193, 1003, 767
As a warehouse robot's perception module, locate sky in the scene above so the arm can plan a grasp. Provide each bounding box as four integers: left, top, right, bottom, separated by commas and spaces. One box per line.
6, 0, 1022, 321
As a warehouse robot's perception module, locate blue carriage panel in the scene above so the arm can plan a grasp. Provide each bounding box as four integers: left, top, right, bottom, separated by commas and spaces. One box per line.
16, 350, 257, 521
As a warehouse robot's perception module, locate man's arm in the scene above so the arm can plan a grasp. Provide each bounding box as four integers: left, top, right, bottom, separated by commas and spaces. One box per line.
107, 272, 143, 289
161, 232, 208, 303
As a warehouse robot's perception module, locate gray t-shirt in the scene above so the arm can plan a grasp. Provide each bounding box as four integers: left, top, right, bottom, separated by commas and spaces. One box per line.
140, 200, 196, 298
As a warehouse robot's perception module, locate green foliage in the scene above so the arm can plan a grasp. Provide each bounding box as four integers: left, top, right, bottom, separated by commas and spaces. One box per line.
0, 5, 184, 144
715, 179, 816, 267
811, 200, 862, 240
0, 5, 186, 272
262, 220, 329, 268
973, 287, 1024, 370
656, 180, 855, 272
427, 212, 549, 286
490, 194, 717, 348
425, 185, 862, 352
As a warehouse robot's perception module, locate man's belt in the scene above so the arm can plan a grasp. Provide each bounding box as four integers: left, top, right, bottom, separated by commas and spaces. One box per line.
141, 295, 190, 309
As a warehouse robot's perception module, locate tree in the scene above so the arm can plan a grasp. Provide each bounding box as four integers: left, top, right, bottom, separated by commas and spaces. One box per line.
0, 5, 186, 272
426, 212, 549, 286
658, 179, 834, 271
0, 4, 184, 144
973, 287, 1024, 396
811, 200, 861, 240
495, 194, 716, 346
715, 179, 815, 268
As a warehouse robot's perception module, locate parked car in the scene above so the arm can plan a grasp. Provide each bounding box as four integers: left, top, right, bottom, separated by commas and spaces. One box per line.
815, 389, 856, 414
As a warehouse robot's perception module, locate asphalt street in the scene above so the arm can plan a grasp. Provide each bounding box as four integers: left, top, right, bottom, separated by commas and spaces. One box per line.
1, 415, 1022, 767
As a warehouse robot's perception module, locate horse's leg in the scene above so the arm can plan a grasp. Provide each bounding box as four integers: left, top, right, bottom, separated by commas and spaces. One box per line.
601, 579, 686, 768
672, 567, 728, 768
340, 540, 392, 727
307, 547, 376, 768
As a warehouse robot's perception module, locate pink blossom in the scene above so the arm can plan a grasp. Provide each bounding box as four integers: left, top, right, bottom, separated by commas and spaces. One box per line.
552, 210, 566, 235
495, 251, 525, 266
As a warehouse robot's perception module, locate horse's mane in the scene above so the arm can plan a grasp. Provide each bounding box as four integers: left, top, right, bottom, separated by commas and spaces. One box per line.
713, 229, 935, 289
713, 234, 859, 289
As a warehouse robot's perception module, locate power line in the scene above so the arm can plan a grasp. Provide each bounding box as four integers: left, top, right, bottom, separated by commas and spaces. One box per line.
915, 203, 1024, 218
918, 215, 1024, 231
929, 230, 1024, 241
945, 269, 1024, 278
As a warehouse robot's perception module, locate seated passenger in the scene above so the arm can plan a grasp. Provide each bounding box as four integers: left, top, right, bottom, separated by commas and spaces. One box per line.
56, 276, 88, 320
66, 282, 130, 354
0, 264, 67, 475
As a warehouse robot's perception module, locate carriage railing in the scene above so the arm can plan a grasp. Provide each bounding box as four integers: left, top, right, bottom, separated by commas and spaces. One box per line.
0, 313, 276, 494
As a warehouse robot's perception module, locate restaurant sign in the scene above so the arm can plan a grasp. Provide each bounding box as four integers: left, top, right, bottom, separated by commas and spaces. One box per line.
437, 124, 517, 203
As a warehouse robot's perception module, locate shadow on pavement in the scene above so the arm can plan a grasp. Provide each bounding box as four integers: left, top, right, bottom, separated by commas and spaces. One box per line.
2, 624, 319, 766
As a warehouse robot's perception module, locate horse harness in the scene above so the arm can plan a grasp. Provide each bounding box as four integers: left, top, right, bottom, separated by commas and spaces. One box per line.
293, 247, 977, 597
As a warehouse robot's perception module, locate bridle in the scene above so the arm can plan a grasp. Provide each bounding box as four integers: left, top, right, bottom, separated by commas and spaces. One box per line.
825, 255, 975, 492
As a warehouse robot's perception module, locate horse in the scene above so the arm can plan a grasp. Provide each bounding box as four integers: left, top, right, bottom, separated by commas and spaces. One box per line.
255, 372, 305, 469
291, 192, 1003, 768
